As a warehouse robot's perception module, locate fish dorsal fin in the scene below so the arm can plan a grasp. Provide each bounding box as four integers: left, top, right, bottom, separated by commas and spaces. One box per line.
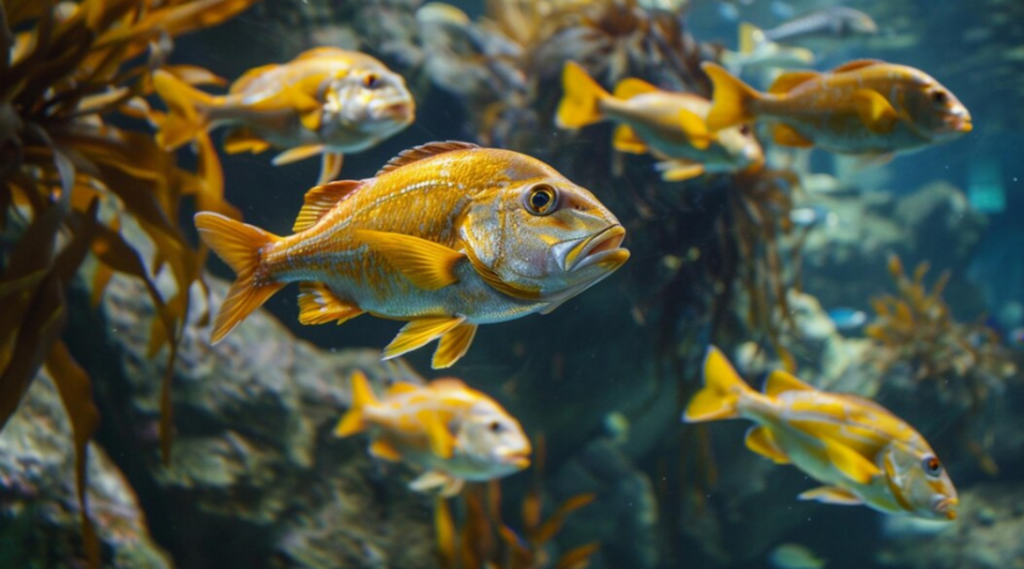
830, 59, 885, 74
764, 369, 814, 397
386, 381, 421, 395
613, 77, 658, 100
376, 141, 481, 176
430, 377, 469, 390
230, 63, 281, 94
769, 71, 821, 94
293, 180, 362, 232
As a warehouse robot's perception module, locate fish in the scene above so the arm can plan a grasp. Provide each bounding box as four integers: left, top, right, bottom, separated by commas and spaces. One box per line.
683, 346, 959, 520
193, 141, 629, 368
721, 23, 816, 76
788, 205, 836, 228
703, 59, 973, 160
335, 371, 531, 496
152, 47, 415, 185
769, 543, 827, 569
826, 307, 867, 330
757, 7, 879, 45
556, 62, 763, 182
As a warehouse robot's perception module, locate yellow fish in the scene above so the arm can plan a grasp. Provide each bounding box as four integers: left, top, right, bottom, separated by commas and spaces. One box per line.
336, 371, 531, 496
703, 59, 972, 160
556, 62, 763, 181
684, 346, 959, 520
153, 47, 415, 184
194, 141, 629, 368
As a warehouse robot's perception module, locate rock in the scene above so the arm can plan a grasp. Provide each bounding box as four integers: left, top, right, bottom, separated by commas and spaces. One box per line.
0, 370, 171, 568
880, 483, 1024, 569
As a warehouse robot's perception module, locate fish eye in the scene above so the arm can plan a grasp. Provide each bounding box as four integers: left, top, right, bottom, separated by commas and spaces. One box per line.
932, 90, 948, 104
923, 456, 943, 476
363, 73, 380, 89
489, 421, 503, 433
524, 184, 558, 216
739, 124, 752, 136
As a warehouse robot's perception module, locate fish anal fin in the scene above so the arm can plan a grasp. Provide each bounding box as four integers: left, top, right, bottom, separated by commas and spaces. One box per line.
376, 141, 480, 176
773, 123, 814, 147
831, 59, 885, 74
768, 71, 821, 95
852, 89, 898, 134
656, 160, 705, 182
613, 124, 648, 154
318, 152, 345, 185
745, 425, 790, 464
854, 152, 896, 169
613, 77, 658, 100
293, 180, 362, 232
357, 230, 465, 290
272, 144, 325, 166
223, 128, 271, 154
369, 438, 403, 462
798, 485, 864, 506
764, 369, 815, 397
417, 411, 455, 459
823, 438, 881, 484
432, 323, 478, 369
383, 317, 467, 360
297, 282, 364, 325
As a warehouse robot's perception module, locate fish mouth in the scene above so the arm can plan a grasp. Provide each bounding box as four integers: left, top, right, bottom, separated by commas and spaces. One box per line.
381, 101, 415, 123
497, 449, 531, 470
563, 225, 629, 273
933, 496, 958, 520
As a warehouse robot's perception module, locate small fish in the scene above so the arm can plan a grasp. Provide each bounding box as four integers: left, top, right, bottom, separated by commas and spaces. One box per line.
683, 346, 959, 520
556, 62, 763, 182
759, 7, 879, 45
336, 371, 531, 496
153, 47, 415, 185
826, 307, 867, 330
788, 205, 836, 228
703, 59, 973, 160
769, 543, 827, 569
721, 23, 816, 76
194, 141, 629, 368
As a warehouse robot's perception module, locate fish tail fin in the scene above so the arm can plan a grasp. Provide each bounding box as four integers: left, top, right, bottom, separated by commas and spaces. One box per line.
556, 61, 611, 129
702, 62, 761, 131
683, 345, 754, 422
738, 22, 765, 55
152, 69, 218, 149
335, 370, 379, 437
194, 212, 284, 344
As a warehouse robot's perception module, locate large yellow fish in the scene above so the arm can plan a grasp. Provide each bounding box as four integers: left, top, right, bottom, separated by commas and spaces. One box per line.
556, 62, 763, 181
153, 47, 415, 184
703, 59, 972, 160
194, 141, 629, 368
335, 371, 531, 496
684, 346, 959, 520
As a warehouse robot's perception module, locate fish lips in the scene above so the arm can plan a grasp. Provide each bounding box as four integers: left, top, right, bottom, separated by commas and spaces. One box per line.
932, 495, 958, 520
554, 225, 630, 274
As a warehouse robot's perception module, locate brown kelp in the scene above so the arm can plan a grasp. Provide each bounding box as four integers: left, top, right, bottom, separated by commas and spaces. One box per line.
0, 0, 257, 564
866, 254, 1017, 472
435, 437, 600, 569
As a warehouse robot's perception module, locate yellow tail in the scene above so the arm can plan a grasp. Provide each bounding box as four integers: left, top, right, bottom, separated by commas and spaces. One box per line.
556, 61, 611, 129
683, 345, 755, 422
335, 370, 380, 437
194, 212, 283, 344
702, 62, 761, 132
152, 69, 219, 150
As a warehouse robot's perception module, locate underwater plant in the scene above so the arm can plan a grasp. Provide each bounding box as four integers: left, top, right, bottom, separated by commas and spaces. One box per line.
0, 0, 257, 564
434, 437, 600, 569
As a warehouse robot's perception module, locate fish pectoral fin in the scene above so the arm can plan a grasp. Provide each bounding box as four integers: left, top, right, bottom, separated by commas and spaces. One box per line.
613, 77, 658, 100
764, 369, 815, 397
297, 282, 364, 325
656, 159, 705, 182
369, 438, 403, 462
823, 438, 881, 484
798, 485, 864, 506
432, 322, 479, 369
768, 71, 821, 95
853, 151, 896, 170
745, 426, 790, 464
272, 144, 325, 166
383, 317, 468, 360
417, 410, 455, 459
852, 89, 898, 134
356, 230, 465, 290
678, 109, 713, 151
223, 128, 271, 154
410, 471, 465, 497
773, 123, 814, 148
612, 124, 648, 154
318, 152, 345, 185
293, 180, 363, 232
